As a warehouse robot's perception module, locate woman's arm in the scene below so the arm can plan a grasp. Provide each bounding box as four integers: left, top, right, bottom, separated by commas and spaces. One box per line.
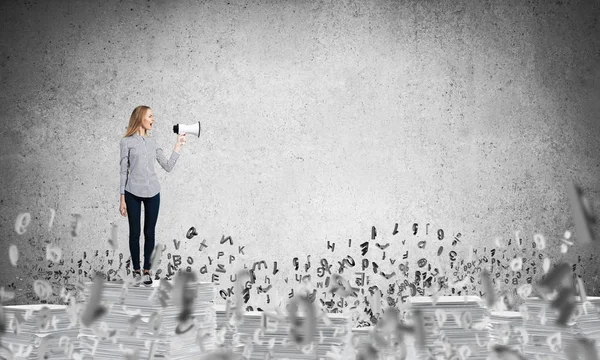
119, 139, 129, 195
156, 134, 185, 172
156, 146, 180, 173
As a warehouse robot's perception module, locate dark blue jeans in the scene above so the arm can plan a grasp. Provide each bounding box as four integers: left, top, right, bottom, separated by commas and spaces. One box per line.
124, 190, 160, 272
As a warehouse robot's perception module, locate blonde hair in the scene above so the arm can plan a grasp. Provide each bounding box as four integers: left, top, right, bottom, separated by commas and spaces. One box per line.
122, 105, 151, 138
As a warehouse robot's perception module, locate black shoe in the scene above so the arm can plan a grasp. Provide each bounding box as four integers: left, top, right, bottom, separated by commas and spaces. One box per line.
143, 272, 153, 286
133, 271, 142, 287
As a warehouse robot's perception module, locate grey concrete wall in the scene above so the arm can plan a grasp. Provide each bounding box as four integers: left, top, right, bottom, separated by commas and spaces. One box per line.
0, 0, 599, 320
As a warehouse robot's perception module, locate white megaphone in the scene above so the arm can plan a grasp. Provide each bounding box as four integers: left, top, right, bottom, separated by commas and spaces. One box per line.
173, 121, 201, 137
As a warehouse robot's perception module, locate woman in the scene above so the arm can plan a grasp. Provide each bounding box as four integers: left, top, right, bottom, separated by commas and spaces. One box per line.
119, 105, 186, 286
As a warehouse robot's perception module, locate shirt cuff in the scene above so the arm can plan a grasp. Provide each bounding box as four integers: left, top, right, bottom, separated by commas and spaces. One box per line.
170, 151, 180, 160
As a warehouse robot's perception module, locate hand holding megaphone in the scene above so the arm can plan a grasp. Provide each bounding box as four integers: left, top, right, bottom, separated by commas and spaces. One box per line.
175, 133, 186, 150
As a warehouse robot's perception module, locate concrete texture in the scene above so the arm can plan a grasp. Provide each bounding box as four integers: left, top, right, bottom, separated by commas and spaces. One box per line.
0, 0, 599, 318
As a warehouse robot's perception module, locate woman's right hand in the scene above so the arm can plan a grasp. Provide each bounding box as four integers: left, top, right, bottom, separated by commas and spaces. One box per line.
174, 133, 186, 153
120, 197, 127, 217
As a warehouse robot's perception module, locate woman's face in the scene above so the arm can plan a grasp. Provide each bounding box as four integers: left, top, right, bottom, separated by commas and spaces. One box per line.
140, 109, 155, 132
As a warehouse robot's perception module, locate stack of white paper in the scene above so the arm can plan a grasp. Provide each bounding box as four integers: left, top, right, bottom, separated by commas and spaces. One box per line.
489, 311, 523, 352
1, 304, 81, 359
214, 304, 242, 351
349, 325, 417, 359
78, 280, 216, 359
522, 297, 575, 359
570, 296, 600, 355
408, 295, 490, 360
587, 297, 600, 313
229, 310, 350, 359
349, 326, 373, 357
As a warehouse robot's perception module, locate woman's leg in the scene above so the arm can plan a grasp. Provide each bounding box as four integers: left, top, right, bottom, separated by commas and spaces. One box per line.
124, 190, 142, 272
142, 192, 160, 271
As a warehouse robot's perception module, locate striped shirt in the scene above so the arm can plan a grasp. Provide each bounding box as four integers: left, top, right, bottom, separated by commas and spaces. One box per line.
120, 133, 180, 197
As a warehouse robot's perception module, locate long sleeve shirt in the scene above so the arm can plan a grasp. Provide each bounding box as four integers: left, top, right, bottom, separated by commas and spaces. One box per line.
120, 133, 180, 197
